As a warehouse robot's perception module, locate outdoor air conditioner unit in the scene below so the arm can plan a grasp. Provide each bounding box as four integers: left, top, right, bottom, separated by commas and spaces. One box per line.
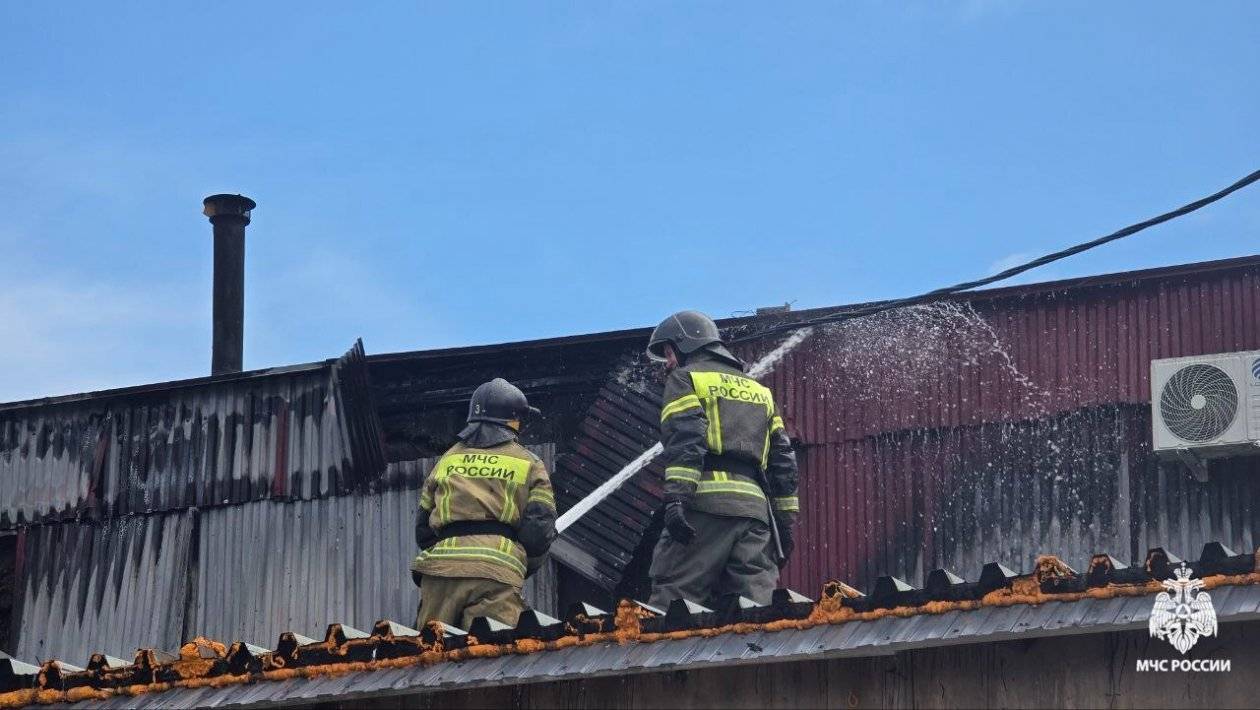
1151, 350, 1260, 475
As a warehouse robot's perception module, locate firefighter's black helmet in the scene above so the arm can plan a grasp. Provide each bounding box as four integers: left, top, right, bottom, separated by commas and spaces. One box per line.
466, 378, 541, 425
647, 310, 725, 361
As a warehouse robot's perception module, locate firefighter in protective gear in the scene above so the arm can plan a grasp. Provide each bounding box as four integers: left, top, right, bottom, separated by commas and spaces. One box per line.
646, 311, 799, 607
411, 378, 557, 630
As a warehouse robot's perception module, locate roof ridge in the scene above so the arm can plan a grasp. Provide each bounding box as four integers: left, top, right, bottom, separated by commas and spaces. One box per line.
4, 545, 1258, 708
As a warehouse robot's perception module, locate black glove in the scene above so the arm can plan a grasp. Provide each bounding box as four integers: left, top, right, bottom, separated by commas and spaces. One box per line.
519, 502, 557, 558
526, 555, 546, 578
773, 516, 794, 568
416, 509, 438, 550
663, 501, 696, 545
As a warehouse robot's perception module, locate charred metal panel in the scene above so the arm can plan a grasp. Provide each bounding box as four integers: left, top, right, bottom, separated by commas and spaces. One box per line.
552, 378, 664, 591
779, 406, 1136, 591
6, 446, 555, 663
369, 337, 638, 460
558, 394, 1260, 595
0, 342, 386, 528
191, 444, 556, 646
10, 511, 196, 663
0, 532, 15, 652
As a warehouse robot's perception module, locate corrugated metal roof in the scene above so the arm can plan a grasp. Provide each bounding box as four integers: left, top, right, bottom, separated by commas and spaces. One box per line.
364, 255, 1260, 364
763, 262, 1260, 442
782, 405, 1260, 594
9, 512, 196, 664
5, 544, 1258, 709
0, 342, 386, 528
768, 255, 1260, 591
368, 254, 1260, 453
547, 257, 1260, 594
7, 446, 555, 665
552, 378, 663, 591
5, 254, 1260, 708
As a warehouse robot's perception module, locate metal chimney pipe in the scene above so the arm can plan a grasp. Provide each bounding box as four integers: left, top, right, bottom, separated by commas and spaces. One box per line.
202, 194, 256, 376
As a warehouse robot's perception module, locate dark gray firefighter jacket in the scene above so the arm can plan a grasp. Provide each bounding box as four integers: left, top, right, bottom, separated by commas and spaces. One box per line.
659, 351, 799, 524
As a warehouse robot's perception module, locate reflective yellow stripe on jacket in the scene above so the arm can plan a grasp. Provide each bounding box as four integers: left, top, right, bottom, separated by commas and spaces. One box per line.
760, 408, 783, 470
770, 414, 786, 433
772, 495, 800, 512
527, 488, 556, 508
419, 537, 527, 576
695, 471, 767, 500
665, 466, 702, 484
660, 393, 702, 422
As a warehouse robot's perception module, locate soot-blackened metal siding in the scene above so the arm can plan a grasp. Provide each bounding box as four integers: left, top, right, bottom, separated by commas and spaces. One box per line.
553, 257, 1260, 595
553, 380, 664, 590
9, 511, 197, 663
0, 341, 386, 527
766, 259, 1260, 591
8, 446, 556, 664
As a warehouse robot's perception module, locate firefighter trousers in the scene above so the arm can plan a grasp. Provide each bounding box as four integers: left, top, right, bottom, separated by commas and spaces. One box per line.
416, 574, 526, 631
648, 509, 778, 608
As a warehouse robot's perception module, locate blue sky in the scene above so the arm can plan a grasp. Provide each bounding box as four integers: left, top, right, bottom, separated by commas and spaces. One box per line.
1, 2, 1257, 402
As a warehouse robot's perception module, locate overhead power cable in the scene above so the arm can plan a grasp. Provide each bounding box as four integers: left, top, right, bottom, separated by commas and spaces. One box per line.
730, 169, 1260, 344
560, 169, 1260, 535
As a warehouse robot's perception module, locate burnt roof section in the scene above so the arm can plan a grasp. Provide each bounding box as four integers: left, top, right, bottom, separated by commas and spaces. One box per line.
2, 544, 1257, 708
0, 341, 386, 528
366, 254, 1260, 363
6, 447, 557, 666
355, 253, 1260, 461
550, 251, 1260, 595
2, 254, 1256, 467
552, 376, 664, 592
1, 254, 1255, 416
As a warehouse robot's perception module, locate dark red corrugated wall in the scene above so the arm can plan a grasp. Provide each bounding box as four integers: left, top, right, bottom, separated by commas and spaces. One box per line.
754, 262, 1260, 592
763, 266, 1260, 442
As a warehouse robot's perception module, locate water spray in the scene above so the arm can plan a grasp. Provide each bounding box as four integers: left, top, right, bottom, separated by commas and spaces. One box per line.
557, 168, 1260, 532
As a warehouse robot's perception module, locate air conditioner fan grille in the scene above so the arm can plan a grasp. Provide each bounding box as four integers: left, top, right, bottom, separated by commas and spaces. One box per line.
1159, 363, 1238, 443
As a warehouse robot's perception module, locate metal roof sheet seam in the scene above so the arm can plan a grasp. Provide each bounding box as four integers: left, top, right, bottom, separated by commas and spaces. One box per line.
2, 544, 1258, 708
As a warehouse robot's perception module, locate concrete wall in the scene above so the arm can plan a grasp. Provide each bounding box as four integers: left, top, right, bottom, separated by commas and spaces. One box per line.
307, 621, 1259, 709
